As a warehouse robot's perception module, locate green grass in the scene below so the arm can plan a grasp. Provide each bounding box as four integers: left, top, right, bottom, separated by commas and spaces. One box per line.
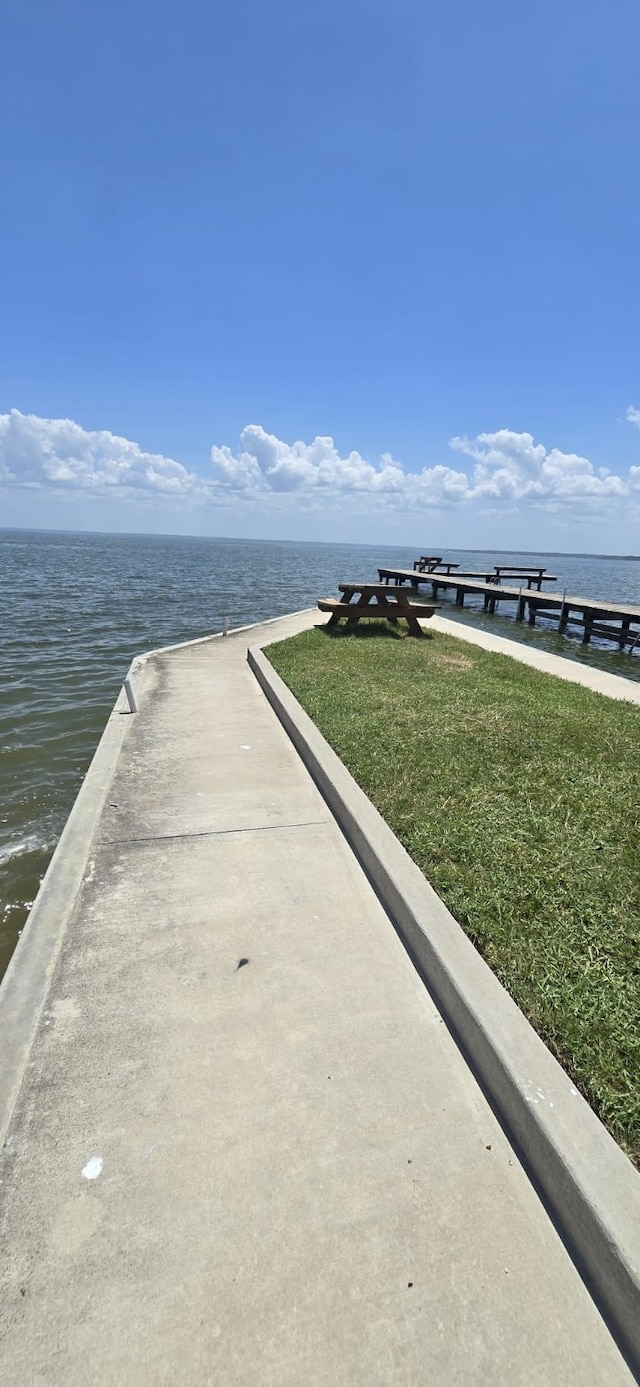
267, 622, 640, 1164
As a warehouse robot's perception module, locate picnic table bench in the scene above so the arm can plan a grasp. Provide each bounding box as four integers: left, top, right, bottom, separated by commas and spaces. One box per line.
317, 583, 439, 637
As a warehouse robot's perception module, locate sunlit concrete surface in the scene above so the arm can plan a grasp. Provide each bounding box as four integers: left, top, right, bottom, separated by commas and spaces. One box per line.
0, 610, 634, 1384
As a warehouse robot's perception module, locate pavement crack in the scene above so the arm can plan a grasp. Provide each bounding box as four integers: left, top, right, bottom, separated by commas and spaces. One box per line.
97, 819, 329, 847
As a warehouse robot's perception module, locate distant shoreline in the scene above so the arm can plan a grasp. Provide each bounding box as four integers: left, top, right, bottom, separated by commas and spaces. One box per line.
1, 525, 639, 562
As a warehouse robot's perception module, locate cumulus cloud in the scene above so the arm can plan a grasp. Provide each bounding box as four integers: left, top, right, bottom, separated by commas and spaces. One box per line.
2, 409, 640, 520
448, 429, 625, 508
211, 424, 440, 499
0, 409, 200, 497
212, 423, 631, 513
211, 424, 474, 510
627, 406, 640, 429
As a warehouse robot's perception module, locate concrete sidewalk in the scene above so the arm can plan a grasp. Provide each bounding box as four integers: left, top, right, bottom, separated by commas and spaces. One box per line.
0, 612, 634, 1384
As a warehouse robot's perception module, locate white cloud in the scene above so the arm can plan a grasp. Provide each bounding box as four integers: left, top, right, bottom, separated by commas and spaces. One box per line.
211, 423, 471, 509
212, 423, 631, 513
449, 429, 626, 508
626, 406, 640, 429
1, 409, 639, 523
0, 409, 199, 497
211, 424, 409, 496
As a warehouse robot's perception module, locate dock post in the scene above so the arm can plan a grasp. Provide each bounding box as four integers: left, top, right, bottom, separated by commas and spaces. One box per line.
582, 610, 593, 644
456, 587, 464, 607
516, 588, 525, 621
222, 615, 229, 637
558, 591, 568, 633
528, 598, 537, 627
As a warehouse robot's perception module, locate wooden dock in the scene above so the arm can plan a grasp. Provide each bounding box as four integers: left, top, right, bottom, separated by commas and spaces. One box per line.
378, 568, 640, 650
411, 558, 558, 590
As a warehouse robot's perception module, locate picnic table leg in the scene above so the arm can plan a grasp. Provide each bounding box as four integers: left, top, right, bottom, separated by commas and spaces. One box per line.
405, 612, 425, 637
397, 596, 425, 637
341, 594, 362, 633
372, 594, 399, 628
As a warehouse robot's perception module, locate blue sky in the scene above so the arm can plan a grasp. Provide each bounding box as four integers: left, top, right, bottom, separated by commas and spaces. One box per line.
2, 0, 640, 548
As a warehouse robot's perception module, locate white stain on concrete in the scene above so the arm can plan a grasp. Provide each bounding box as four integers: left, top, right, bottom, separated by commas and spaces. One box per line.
51, 997, 80, 1023
82, 1156, 103, 1180
523, 1081, 547, 1106
241, 744, 251, 750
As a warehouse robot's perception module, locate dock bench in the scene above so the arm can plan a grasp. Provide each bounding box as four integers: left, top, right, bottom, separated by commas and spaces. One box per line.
491, 566, 558, 590
413, 556, 460, 573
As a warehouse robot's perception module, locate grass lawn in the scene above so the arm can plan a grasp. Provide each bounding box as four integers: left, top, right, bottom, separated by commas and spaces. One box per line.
267, 622, 640, 1164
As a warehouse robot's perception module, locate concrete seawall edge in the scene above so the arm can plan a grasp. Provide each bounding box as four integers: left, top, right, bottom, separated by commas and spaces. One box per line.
0, 612, 318, 1149
0, 679, 132, 1149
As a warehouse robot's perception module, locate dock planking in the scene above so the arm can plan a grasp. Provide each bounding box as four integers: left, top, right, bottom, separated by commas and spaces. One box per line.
378, 566, 494, 587
377, 567, 640, 651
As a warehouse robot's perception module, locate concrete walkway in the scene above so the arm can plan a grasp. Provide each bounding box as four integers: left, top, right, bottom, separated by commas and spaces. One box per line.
0, 612, 635, 1384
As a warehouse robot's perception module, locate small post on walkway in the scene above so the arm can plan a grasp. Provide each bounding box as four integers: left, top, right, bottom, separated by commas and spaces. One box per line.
123, 677, 138, 714
222, 614, 229, 637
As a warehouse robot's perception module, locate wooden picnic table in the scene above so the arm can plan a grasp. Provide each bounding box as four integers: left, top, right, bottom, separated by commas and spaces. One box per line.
317, 583, 438, 637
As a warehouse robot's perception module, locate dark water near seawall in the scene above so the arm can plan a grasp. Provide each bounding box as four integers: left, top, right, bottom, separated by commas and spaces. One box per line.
2, 527, 640, 981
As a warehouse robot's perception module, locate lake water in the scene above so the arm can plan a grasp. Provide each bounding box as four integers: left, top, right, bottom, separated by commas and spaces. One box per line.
2, 527, 640, 981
